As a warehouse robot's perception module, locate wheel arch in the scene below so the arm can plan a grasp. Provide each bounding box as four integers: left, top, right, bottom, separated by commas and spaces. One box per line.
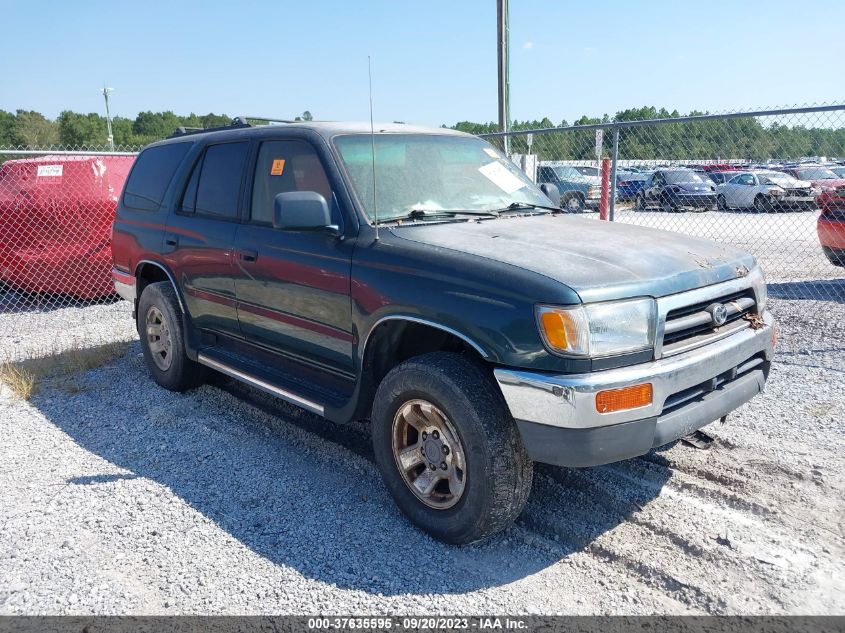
134, 259, 185, 313
348, 316, 492, 421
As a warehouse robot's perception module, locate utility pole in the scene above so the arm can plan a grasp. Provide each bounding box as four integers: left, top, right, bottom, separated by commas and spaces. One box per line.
496, 0, 510, 156
100, 87, 114, 150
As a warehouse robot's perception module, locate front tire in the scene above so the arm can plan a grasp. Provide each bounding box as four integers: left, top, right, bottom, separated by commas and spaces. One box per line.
634, 193, 646, 210
371, 352, 533, 544
661, 196, 677, 213
754, 194, 772, 213
137, 282, 206, 392
717, 194, 728, 211
563, 193, 586, 213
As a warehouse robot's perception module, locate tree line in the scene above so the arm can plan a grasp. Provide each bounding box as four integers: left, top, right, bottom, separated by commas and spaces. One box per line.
0, 110, 315, 149
1, 106, 843, 161
452, 106, 845, 162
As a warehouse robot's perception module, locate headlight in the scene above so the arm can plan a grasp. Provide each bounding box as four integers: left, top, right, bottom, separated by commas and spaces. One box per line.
537, 298, 657, 357
769, 188, 783, 196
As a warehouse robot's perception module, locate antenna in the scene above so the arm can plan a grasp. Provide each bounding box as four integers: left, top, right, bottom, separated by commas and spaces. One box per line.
368, 56, 379, 240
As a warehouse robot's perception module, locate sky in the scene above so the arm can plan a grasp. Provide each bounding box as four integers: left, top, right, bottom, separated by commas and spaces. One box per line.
3, 0, 844, 127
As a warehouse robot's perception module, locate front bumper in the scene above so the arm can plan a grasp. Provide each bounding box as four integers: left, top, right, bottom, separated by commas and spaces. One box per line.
668, 192, 718, 207
495, 310, 775, 467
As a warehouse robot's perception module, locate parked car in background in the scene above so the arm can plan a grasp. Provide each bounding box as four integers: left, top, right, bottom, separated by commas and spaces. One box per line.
829, 166, 845, 178
782, 165, 845, 192
716, 171, 817, 212
635, 169, 717, 212
616, 171, 650, 201
817, 186, 845, 266
703, 171, 735, 185
536, 164, 601, 212
0, 154, 134, 299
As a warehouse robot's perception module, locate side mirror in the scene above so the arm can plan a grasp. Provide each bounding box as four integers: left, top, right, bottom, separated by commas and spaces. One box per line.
273, 191, 336, 233
540, 183, 561, 207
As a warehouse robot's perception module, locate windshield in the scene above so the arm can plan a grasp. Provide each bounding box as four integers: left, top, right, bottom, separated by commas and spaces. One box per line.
574, 166, 599, 177
664, 170, 705, 184
796, 167, 838, 180
334, 134, 550, 221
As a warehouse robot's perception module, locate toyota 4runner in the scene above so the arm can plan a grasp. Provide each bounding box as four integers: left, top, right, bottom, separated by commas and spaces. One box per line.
112, 118, 775, 544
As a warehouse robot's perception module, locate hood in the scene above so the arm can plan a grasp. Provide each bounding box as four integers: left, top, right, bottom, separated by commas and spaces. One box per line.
390, 215, 756, 303
766, 178, 812, 189
810, 178, 845, 190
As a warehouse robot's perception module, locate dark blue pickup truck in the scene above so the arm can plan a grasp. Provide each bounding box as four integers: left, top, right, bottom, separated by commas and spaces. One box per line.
112, 119, 774, 543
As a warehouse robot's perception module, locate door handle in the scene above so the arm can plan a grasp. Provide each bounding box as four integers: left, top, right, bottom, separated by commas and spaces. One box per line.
239, 249, 258, 263
164, 234, 178, 247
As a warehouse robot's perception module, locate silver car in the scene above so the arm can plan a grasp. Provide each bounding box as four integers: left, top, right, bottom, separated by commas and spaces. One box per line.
716, 171, 818, 212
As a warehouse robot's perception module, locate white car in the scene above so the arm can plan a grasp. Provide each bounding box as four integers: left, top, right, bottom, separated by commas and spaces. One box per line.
716, 170, 818, 212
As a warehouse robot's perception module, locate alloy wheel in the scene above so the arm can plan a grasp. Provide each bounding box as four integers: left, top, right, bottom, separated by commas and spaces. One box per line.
145, 305, 173, 371
391, 399, 467, 509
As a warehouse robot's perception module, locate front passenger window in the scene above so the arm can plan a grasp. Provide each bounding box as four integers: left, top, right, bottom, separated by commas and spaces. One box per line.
250, 140, 337, 226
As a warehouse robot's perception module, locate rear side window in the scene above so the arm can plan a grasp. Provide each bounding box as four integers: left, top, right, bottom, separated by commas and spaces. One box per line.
123, 143, 191, 211
186, 142, 249, 219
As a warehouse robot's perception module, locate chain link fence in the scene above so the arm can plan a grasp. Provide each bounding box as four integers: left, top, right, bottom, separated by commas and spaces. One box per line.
0, 146, 140, 361
1, 105, 844, 364
482, 104, 845, 303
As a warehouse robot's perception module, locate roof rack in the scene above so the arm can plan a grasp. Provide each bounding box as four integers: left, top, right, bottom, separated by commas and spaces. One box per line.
168, 116, 252, 138
242, 116, 296, 124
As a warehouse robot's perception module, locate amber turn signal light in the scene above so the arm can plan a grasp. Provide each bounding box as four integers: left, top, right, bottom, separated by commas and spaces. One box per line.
596, 383, 653, 413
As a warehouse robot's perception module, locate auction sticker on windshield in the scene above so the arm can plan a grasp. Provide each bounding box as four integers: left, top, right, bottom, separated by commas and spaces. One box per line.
478, 161, 525, 194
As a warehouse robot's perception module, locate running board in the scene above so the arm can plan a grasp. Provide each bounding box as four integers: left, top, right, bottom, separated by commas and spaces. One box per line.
197, 352, 325, 416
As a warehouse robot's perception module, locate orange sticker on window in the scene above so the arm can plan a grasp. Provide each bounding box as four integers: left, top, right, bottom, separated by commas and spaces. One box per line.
270, 159, 286, 176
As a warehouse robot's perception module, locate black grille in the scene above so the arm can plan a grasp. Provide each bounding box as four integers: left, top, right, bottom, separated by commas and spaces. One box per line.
786, 188, 812, 197
662, 289, 757, 354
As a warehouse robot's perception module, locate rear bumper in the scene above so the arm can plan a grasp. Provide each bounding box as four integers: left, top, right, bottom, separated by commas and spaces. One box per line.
495, 310, 774, 467
111, 267, 137, 302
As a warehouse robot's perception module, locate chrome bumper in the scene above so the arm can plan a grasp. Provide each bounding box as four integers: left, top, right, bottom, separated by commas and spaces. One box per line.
112, 267, 137, 303
495, 310, 774, 430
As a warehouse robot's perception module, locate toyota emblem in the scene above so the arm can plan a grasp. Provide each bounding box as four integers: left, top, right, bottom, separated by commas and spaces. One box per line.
709, 303, 729, 326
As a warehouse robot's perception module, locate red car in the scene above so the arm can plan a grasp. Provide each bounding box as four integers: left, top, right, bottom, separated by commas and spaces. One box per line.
817, 186, 845, 267
784, 165, 845, 192
0, 154, 134, 299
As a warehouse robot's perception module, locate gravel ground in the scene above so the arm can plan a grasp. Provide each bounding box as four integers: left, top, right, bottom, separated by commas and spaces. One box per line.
0, 293, 843, 615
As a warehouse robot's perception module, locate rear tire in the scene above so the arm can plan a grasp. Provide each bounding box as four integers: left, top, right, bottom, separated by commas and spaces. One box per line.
661, 197, 676, 213
823, 246, 845, 267
137, 282, 206, 392
371, 352, 533, 544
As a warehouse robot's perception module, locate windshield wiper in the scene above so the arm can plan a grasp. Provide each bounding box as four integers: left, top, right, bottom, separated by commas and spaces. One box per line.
399, 208, 500, 221
492, 202, 562, 214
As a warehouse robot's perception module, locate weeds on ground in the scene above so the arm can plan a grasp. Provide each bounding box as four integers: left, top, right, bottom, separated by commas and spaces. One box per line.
0, 341, 130, 401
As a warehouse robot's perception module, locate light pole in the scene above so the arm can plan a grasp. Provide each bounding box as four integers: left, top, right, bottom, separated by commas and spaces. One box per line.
100, 87, 114, 150
496, 0, 510, 156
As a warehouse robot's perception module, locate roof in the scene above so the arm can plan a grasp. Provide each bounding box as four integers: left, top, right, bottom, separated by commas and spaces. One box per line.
152, 119, 470, 148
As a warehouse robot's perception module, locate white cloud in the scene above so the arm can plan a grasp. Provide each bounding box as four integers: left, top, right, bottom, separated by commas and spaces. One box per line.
522, 41, 534, 50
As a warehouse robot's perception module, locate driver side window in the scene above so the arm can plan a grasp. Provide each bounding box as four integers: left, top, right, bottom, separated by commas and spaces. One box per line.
250, 140, 341, 227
